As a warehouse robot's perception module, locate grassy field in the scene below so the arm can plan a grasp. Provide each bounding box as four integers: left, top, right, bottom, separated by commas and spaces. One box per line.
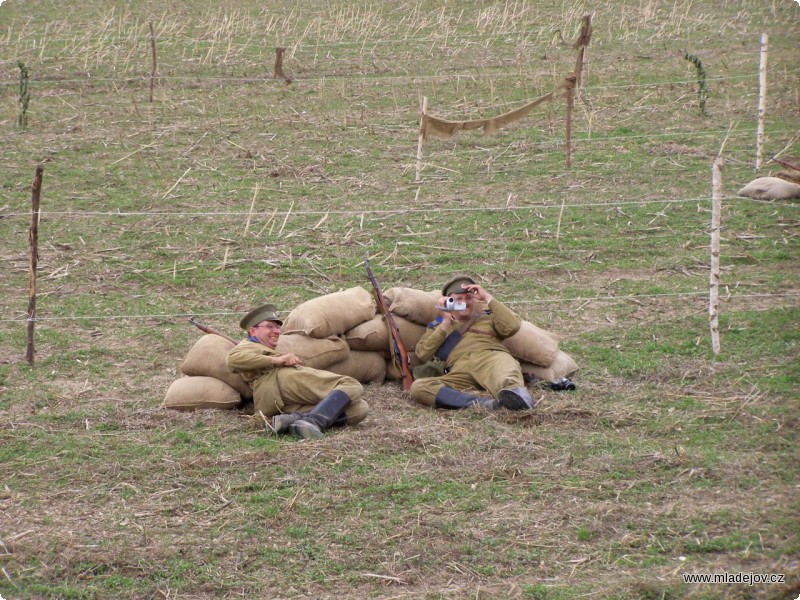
1, 0, 798, 598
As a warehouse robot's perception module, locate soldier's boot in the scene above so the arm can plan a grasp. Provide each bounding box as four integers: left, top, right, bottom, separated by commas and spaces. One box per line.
498, 386, 536, 411
288, 390, 352, 440
329, 413, 349, 428
269, 413, 304, 435
434, 386, 499, 410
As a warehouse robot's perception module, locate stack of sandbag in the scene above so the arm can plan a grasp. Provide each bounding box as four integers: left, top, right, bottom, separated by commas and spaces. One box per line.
281, 286, 385, 384
343, 286, 578, 384
346, 287, 438, 382
163, 285, 580, 412
162, 334, 251, 411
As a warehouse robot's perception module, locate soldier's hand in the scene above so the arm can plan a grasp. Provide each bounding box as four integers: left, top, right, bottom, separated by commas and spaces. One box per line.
436, 297, 456, 324
462, 283, 493, 304
275, 353, 304, 367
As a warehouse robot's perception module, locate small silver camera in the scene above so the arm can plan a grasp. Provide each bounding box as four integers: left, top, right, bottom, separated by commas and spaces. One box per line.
442, 297, 467, 311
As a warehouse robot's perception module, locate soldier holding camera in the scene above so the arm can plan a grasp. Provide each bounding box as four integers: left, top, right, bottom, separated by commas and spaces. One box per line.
409, 276, 535, 411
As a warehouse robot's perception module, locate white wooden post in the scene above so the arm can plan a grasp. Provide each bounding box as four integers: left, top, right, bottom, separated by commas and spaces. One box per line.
755, 33, 768, 170
415, 96, 427, 182
709, 157, 723, 355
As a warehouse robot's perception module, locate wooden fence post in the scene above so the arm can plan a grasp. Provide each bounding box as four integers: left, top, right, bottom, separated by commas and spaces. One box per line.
149, 22, 158, 103
274, 47, 292, 84
565, 75, 576, 168
26, 164, 44, 366
755, 33, 768, 170
415, 96, 427, 182
709, 158, 723, 355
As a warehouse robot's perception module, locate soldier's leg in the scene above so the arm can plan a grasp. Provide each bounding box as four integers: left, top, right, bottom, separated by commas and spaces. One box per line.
276, 368, 356, 412
408, 376, 445, 407
410, 372, 496, 410
329, 377, 368, 425
274, 369, 365, 437
470, 352, 535, 410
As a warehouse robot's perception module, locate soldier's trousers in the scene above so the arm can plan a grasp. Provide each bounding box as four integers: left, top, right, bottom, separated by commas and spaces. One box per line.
255, 367, 368, 424
409, 349, 524, 407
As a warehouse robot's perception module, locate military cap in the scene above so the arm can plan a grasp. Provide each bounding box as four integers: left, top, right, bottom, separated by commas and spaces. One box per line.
239, 303, 283, 330
442, 275, 475, 296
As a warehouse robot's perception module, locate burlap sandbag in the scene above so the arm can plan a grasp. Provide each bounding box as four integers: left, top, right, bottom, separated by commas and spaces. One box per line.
344, 314, 425, 355
275, 333, 349, 370
162, 376, 242, 411
344, 315, 389, 352
382, 287, 441, 325
738, 177, 800, 200
327, 350, 387, 384
395, 315, 426, 351
281, 287, 375, 338
503, 320, 559, 367
181, 334, 252, 398
520, 350, 578, 382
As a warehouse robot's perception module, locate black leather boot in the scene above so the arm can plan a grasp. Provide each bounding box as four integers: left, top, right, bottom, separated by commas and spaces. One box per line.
289, 390, 352, 440
435, 386, 499, 410
498, 386, 536, 410
270, 413, 304, 434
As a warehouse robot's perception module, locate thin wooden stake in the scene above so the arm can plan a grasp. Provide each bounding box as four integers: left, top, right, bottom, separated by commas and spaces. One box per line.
149, 22, 158, 103
274, 47, 292, 84
415, 96, 428, 182
555, 196, 567, 241
755, 33, 768, 170
244, 182, 260, 236
565, 74, 576, 168
572, 15, 592, 89
709, 157, 723, 355
26, 164, 44, 366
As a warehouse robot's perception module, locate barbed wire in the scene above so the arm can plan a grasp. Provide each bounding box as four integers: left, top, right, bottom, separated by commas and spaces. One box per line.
1, 28, 793, 52
5, 194, 796, 221
0, 124, 791, 182
0, 70, 764, 90
1, 291, 796, 325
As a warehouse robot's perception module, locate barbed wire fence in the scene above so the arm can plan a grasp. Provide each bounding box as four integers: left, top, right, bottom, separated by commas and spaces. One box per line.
2, 22, 798, 361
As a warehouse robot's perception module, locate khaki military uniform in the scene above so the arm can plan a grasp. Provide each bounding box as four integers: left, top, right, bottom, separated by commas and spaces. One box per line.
410, 299, 524, 407
227, 339, 368, 424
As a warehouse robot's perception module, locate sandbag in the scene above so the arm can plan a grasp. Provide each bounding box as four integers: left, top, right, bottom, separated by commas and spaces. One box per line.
738, 177, 800, 200
394, 315, 427, 353
344, 314, 425, 354
344, 315, 389, 352
520, 350, 578, 382
503, 320, 560, 367
162, 376, 242, 411
382, 287, 441, 325
275, 333, 349, 370
281, 287, 375, 338
181, 334, 252, 398
327, 350, 387, 384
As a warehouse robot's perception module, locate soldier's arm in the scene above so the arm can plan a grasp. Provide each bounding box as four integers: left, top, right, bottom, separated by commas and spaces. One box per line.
226, 341, 280, 373
487, 298, 522, 339
415, 320, 452, 362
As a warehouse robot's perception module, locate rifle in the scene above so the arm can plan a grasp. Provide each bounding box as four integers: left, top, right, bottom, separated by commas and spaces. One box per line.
188, 317, 237, 344
364, 257, 414, 391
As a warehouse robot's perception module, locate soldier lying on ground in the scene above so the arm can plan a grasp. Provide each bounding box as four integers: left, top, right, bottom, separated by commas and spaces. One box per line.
410, 275, 536, 411
226, 303, 368, 439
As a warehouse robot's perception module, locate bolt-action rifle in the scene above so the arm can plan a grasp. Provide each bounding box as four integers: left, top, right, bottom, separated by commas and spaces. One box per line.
188, 316, 237, 344
364, 257, 414, 391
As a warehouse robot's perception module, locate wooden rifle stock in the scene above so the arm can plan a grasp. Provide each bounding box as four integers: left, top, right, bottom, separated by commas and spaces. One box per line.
188, 317, 237, 344
364, 258, 414, 391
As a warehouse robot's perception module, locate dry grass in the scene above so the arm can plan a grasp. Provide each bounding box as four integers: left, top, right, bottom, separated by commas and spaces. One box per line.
1, 0, 798, 598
